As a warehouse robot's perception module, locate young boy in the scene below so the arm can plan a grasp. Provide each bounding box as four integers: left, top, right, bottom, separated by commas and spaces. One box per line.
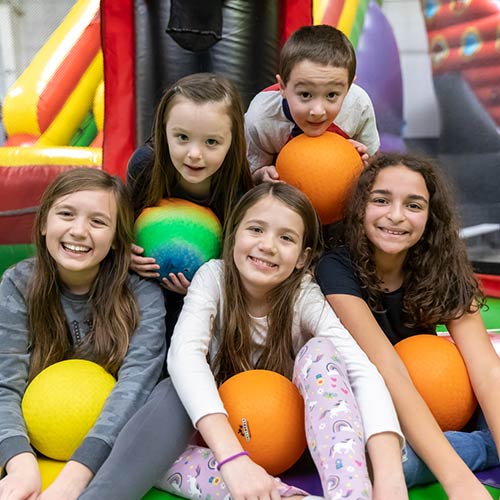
246, 24, 379, 184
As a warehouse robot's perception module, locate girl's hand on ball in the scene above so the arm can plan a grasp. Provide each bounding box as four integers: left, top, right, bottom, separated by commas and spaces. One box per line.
162, 273, 191, 295
0, 453, 41, 500
347, 139, 370, 167
130, 244, 160, 278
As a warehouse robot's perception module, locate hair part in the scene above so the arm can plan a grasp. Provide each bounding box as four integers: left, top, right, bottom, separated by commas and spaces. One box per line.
343, 152, 484, 326
213, 182, 322, 384
145, 72, 253, 223
279, 25, 357, 86
28, 167, 139, 380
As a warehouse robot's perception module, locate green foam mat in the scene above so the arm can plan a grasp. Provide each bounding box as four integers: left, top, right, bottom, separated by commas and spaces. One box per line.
408, 482, 500, 499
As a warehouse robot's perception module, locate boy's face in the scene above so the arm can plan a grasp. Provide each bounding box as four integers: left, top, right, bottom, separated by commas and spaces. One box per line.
277, 60, 350, 137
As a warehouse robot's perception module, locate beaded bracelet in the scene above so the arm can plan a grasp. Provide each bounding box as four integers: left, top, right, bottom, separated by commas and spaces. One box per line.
216, 451, 250, 470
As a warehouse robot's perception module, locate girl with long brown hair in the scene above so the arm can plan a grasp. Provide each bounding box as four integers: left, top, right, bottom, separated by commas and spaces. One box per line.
0, 168, 166, 499
317, 152, 499, 499
128, 72, 253, 294
162, 182, 407, 500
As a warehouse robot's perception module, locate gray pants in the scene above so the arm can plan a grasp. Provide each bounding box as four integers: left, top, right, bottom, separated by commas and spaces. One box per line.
78, 377, 194, 500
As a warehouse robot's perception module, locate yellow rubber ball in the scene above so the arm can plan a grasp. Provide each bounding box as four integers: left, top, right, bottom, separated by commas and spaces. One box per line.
22, 359, 116, 461
37, 457, 66, 490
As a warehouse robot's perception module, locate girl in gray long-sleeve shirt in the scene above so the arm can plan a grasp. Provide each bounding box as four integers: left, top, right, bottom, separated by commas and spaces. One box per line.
0, 168, 166, 500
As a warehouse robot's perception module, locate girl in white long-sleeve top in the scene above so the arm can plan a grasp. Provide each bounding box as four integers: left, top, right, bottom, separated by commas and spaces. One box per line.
161, 182, 407, 500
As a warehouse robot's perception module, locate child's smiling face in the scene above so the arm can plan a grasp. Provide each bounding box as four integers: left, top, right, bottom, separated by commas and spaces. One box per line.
233, 195, 309, 303
364, 165, 430, 261
277, 60, 350, 137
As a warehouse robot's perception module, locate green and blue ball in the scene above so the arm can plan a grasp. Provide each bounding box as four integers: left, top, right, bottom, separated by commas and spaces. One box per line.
134, 198, 222, 281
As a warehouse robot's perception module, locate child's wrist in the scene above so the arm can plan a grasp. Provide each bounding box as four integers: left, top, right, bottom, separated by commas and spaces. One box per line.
217, 451, 250, 470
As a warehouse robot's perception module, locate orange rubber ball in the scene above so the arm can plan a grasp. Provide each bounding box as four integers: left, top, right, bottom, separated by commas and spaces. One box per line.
395, 334, 477, 431
276, 132, 363, 225
218, 369, 307, 475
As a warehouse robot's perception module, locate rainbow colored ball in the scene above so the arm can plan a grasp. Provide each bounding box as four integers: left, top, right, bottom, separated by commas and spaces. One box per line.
134, 198, 223, 281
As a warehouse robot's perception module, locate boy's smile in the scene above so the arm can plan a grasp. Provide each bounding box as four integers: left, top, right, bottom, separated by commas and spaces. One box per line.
277, 60, 350, 137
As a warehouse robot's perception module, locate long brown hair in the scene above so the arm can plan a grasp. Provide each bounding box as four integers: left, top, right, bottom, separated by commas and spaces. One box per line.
213, 183, 321, 384
144, 73, 253, 223
343, 152, 484, 327
28, 168, 139, 380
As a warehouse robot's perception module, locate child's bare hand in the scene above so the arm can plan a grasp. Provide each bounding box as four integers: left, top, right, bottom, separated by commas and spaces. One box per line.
130, 243, 160, 278
252, 165, 281, 184
162, 272, 191, 295
348, 139, 370, 167
220, 456, 280, 500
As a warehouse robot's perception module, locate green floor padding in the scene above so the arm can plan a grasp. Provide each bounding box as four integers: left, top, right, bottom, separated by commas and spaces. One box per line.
408, 482, 500, 499
142, 484, 500, 500
141, 489, 182, 500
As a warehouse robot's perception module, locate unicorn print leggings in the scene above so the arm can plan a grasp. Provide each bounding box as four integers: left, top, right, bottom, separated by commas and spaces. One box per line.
156, 338, 371, 500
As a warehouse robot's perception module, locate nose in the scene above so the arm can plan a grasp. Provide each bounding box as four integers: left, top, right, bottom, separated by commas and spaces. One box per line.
387, 203, 405, 223
309, 99, 326, 118
187, 144, 202, 161
69, 217, 88, 238
258, 234, 277, 254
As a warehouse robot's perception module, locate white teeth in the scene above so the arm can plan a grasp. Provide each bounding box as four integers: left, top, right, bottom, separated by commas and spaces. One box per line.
63, 243, 90, 253
250, 256, 276, 268
382, 228, 406, 235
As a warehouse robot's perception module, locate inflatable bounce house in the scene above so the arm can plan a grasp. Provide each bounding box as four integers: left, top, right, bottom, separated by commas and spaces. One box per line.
1, 0, 500, 498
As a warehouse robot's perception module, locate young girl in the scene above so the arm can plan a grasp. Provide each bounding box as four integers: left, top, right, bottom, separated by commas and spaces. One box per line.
0, 168, 166, 500
78, 72, 254, 500
128, 72, 253, 295
316, 152, 500, 499
161, 182, 407, 500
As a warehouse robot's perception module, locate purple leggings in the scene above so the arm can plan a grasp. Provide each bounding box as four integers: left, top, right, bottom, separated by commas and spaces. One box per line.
156, 338, 371, 499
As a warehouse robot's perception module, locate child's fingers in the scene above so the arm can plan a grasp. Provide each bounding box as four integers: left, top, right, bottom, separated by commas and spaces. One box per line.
131, 243, 144, 254
162, 275, 188, 295
176, 273, 191, 289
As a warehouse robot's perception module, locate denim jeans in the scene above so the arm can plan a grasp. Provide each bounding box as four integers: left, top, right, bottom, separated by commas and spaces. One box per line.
402, 409, 499, 487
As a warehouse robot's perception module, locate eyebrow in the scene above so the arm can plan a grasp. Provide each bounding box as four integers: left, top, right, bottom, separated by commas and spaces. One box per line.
370, 189, 429, 204
169, 126, 225, 140
293, 79, 347, 88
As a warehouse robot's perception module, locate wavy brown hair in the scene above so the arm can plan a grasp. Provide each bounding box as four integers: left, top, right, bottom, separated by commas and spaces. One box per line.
213, 183, 322, 384
144, 72, 253, 223
28, 168, 139, 380
343, 152, 484, 327
279, 25, 357, 86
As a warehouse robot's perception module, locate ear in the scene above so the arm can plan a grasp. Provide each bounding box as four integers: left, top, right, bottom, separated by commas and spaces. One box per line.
276, 74, 286, 95
295, 247, 311, 270
41, 224, 47, 236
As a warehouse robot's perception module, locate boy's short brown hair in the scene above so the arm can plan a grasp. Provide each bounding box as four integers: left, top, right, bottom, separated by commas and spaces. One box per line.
279, 25, 357, 86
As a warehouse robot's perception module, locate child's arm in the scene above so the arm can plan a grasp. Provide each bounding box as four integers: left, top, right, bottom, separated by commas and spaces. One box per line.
448, 310, 500, 457
67, 277, 167, 478
327, 293, 491, 499
197, 414, 280, 500
367, 433, 407, 500
0, 452, 41, 500
0, 263, 39, 487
